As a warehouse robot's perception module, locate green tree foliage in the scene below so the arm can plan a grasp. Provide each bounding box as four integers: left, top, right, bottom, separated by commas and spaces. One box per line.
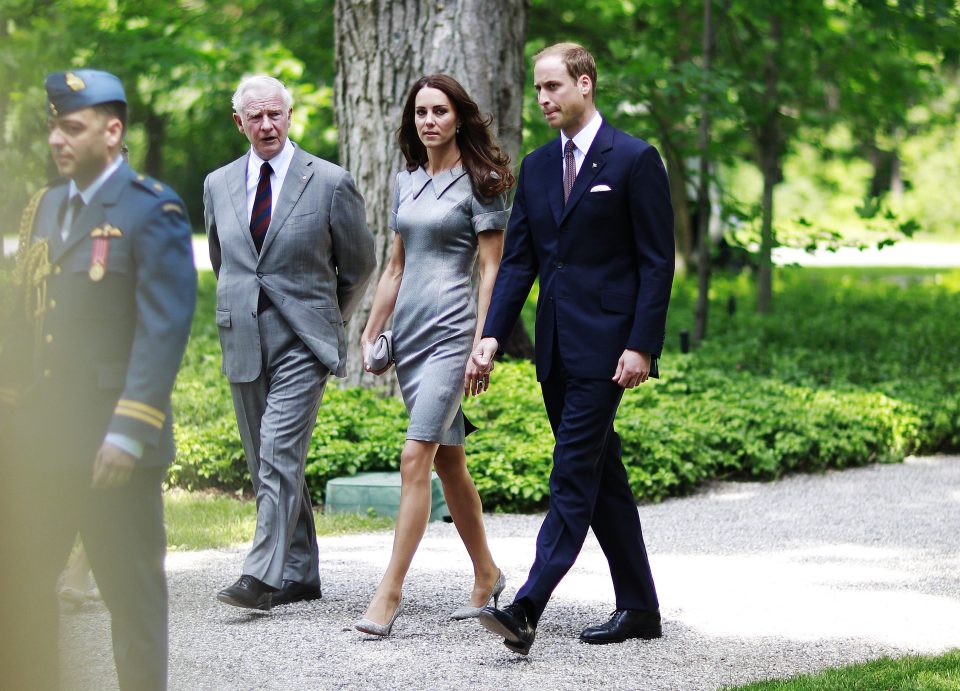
0, 0, 337, 225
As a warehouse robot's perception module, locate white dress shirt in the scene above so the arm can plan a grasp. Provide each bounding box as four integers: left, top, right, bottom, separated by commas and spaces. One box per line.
245, 139, 296, 222
560, 110, 603, 180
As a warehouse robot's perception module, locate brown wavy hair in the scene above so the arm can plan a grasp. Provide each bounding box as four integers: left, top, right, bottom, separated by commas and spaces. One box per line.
397, 74, 515, 198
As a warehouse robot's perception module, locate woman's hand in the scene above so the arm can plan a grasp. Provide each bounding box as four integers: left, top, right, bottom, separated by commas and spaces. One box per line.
361, 336, 393, 375
463, 356, 490, 397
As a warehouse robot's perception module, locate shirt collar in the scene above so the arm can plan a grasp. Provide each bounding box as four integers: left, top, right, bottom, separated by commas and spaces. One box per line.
560, 110, 603, 157
247, 138, 295, 180
69, 155, 123, 204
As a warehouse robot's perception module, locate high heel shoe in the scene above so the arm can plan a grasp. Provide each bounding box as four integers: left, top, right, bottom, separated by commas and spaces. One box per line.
355, 594, 403, 636
450, 569, 505, 620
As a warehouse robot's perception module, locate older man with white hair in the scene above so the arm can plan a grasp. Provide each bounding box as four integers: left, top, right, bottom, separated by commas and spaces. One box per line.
204, 75, 375, 610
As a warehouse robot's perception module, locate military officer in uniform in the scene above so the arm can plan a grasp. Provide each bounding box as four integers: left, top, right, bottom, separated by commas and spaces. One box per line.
0, 70, 196, 690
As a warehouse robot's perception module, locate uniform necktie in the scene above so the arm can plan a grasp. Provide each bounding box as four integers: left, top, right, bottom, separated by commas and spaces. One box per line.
563, 139, 577, 205
250, 161, 272, 252
60, 195, 86, 242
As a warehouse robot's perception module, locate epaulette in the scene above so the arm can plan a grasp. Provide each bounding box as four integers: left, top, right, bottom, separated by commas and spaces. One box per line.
132, 172, 171, 197
132, 173, 186, 216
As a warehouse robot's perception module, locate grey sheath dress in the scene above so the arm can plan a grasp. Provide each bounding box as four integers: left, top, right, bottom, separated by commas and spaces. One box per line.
390, 165, 510, 445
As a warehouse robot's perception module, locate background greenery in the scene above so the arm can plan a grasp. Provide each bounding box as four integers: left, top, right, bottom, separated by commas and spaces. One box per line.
730, 649, 960, 690
170, 266, 960, 511
164, 489, 393, 551
1, 0, 959, 249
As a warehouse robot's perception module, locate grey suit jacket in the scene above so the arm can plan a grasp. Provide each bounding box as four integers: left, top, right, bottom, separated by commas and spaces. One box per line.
203, 145, 375, 382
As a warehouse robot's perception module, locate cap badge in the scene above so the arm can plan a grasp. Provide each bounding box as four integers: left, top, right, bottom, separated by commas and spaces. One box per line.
65, 72, 86, 92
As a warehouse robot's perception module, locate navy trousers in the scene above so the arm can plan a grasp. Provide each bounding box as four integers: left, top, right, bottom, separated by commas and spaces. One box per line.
514, 340, 659, 621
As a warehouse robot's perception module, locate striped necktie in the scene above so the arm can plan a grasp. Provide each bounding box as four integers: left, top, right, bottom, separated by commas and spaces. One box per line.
563, 139, 577, 205
250, 161, 272, 252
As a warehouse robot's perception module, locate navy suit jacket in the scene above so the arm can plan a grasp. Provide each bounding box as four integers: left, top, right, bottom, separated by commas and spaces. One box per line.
484, 119, 675, 381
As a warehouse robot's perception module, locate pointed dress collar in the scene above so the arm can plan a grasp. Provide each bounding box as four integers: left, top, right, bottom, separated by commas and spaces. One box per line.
410, 164, 468, 200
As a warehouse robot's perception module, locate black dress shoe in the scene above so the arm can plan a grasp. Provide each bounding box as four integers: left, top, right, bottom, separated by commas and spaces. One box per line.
272, 579, 322, 607
579, 609, 662, 644
217, 575, 274, 611
479, 603, 537, 655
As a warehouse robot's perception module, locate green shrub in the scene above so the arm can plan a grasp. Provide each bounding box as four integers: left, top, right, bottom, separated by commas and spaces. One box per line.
168, 267, 959, 512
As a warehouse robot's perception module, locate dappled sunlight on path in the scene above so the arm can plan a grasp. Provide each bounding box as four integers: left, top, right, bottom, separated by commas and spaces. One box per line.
63, 455, 960, 690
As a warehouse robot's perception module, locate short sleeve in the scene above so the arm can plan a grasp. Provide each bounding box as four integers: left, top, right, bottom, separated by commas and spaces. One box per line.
471, 191, 510, 234
389, 173, 401, 232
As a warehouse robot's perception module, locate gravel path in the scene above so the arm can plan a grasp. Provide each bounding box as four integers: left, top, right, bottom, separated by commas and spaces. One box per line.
60, 455, 960, 690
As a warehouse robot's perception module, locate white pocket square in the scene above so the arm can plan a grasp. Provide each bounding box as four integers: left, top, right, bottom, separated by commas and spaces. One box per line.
590, 184, 612, 192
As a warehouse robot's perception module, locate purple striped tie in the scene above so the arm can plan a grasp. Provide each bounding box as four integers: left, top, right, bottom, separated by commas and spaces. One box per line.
563, 139, 577, 205
250, 161, 272, 252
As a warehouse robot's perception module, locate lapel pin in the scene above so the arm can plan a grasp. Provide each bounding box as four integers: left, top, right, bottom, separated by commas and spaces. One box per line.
592, 163, 598, 168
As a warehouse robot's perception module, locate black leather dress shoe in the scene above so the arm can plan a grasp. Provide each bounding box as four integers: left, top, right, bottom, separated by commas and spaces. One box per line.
479, 603, 537, 655
217, 575, 274, 611
272, 579, 322, 607
579, 609, 662, 644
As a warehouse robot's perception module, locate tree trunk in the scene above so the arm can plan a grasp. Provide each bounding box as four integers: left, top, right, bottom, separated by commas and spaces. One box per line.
144, 110, 166, 179
334, 0, 528, 388
756, 16, 780, 315
693, 0, 713, 344
662, 141, 693, 273
662, 7, 693, 274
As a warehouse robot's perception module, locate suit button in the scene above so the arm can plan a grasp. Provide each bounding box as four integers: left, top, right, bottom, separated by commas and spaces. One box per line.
53, 266, 62, 275
252, 311, 257, 318
48, 299, 56, 309
256, 271, 264, 278
556, 262, 564, 269
43, 369, 52, 379
45, 333, 53, 344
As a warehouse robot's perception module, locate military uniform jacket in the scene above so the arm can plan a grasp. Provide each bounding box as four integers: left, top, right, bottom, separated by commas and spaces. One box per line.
0, 163, 197, 467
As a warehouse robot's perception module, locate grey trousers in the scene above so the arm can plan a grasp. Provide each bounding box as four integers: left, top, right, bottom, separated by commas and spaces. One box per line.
230, 308, 328, 588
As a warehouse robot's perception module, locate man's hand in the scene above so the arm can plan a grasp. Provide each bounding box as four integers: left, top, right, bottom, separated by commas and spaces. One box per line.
92, 442, 136, 489
471, 337, 499, 376
612, 349, 652, 389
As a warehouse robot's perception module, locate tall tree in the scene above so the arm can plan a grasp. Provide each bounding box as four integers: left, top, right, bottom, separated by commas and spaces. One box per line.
717, 0, 828, 313
334, 0, 528, 387
693, 0, 714, 344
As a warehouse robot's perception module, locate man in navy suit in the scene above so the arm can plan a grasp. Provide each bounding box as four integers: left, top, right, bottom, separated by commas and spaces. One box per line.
474, 43, 675, 655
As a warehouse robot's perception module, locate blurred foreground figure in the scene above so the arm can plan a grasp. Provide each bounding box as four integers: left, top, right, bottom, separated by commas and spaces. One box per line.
0, 69, 196, 690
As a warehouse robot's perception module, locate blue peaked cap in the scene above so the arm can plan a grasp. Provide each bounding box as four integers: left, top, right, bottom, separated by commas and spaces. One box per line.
45, 69, 126, 117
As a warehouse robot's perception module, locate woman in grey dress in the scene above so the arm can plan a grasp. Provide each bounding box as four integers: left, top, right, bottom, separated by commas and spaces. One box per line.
356, 75, 515, 636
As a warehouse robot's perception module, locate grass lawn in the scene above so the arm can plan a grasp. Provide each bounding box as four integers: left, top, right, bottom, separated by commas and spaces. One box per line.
163, 489, 394, 552
730, 649, 960, 690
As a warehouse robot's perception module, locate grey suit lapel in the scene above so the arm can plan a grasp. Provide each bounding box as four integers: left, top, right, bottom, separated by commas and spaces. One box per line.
227, 156, 258, 257
259, 147, 313, 257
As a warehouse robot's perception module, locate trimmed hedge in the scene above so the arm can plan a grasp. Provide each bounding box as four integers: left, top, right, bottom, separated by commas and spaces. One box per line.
169, 267, 958, 511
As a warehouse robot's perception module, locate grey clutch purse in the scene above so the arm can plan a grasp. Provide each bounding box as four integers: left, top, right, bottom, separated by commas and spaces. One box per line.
366, 330, 394, 371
